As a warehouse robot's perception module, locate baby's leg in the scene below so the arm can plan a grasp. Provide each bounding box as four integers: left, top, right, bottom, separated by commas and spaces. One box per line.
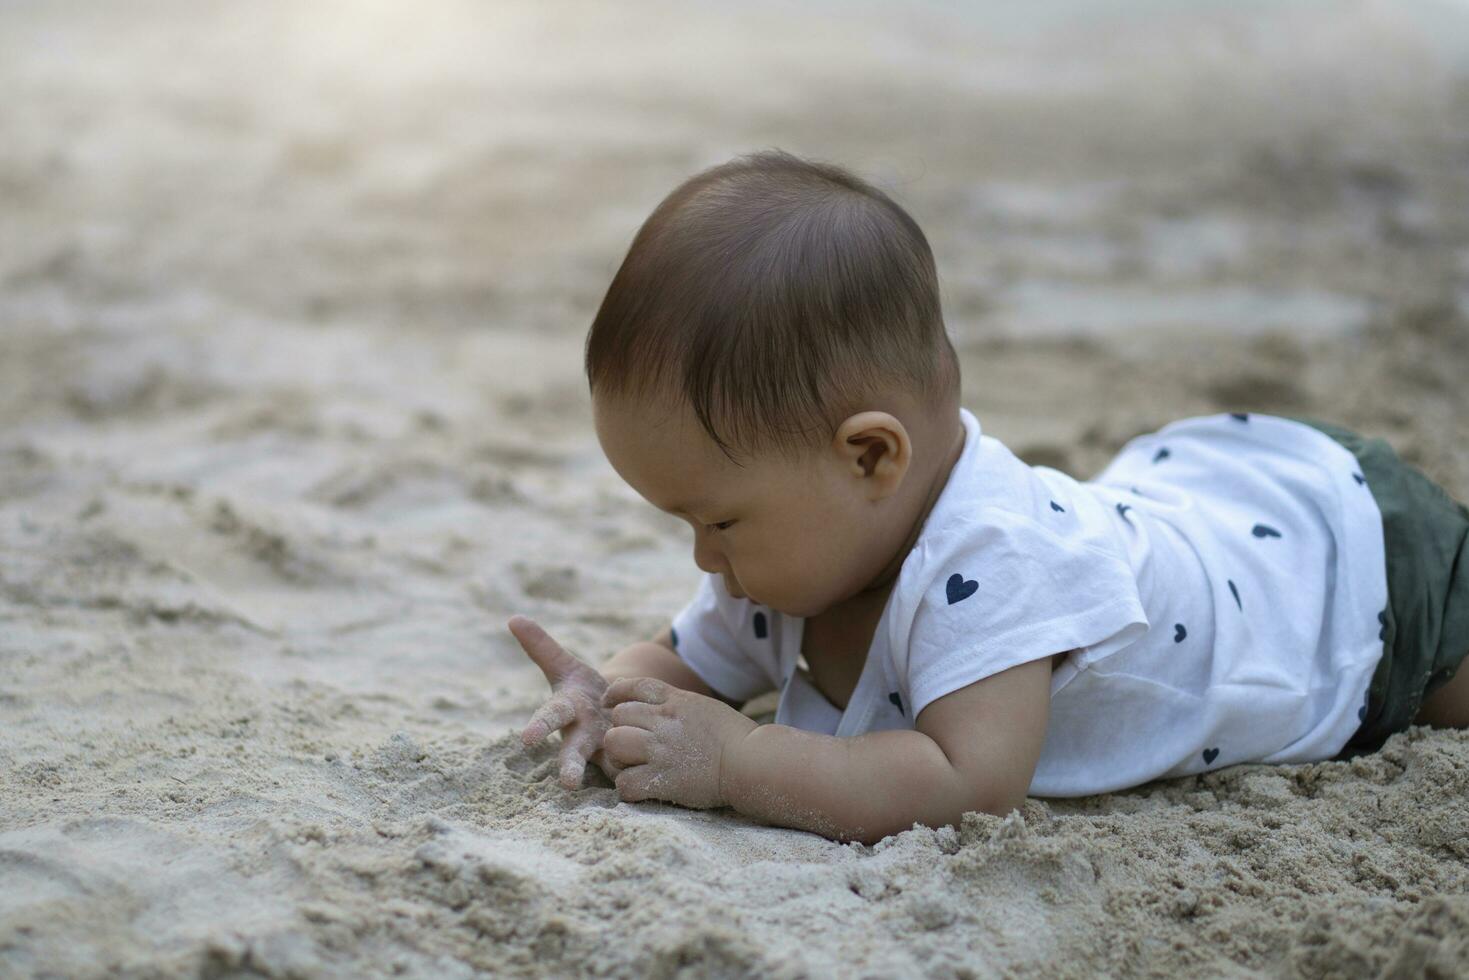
1414, 657, 1469, 728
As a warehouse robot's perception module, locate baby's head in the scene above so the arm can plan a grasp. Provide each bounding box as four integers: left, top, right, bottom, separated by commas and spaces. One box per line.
587, 150, 961, 618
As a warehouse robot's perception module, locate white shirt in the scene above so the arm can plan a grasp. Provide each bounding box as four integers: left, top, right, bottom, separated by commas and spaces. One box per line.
670, 409, 1387, 797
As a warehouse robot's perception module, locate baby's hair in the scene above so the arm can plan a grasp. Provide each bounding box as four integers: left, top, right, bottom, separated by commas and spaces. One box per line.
585, 149, 959, 461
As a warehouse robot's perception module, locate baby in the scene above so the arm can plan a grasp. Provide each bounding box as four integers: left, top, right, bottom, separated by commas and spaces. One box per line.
510, 150, 1469, 845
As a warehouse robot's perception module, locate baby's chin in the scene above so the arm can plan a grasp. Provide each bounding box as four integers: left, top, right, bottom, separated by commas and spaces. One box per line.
764, 594, 837, 619
723, 576, 843, 618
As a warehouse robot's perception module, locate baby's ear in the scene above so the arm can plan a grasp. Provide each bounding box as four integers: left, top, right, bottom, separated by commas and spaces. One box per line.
833, 412, 911, 496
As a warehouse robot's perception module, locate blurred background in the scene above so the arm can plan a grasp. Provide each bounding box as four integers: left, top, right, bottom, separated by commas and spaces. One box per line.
3, 2, 1469, 974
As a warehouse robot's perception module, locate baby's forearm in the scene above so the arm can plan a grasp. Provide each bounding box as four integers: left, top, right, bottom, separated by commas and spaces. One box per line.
599, 640, 716, 698
721, 725, 1001, 845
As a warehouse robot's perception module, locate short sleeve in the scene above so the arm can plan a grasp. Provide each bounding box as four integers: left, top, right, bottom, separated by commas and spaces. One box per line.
892, 509, 1149, 721
669, 573, 781, 702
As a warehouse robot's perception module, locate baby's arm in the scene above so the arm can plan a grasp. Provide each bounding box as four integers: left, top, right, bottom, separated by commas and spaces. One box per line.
604, 655, 1052, 844
599, 627, 731, 703
723, 657, 1050, 843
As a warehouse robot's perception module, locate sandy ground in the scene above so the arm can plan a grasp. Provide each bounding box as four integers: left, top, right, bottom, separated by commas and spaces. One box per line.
3, 1, 1469, 976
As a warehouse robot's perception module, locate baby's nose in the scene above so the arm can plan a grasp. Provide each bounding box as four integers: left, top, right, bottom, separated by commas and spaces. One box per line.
692, 533, 725, 576
693, 548, 724, 576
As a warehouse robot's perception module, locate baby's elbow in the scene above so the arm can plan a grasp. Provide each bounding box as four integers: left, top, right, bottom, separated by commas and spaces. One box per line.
955, 777, 1029, 825
930, 741, 1037, 830
851, 766, 1030, 846
849, 794, 1026, 847
973, 793, 1027, 820
901, 793, 1027, 845
863, 802, 1019, 846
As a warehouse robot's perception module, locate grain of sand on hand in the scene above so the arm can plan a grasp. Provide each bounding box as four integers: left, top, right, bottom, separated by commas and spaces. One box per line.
2, 1, 1467, 976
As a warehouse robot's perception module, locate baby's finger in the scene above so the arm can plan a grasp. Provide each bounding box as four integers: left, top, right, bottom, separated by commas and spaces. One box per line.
558, 747, 589, 790
558, 726, 606, 789
614, 765, 653, 803
603, 725, 652, 767
594, 750, 624, 781
521, 696, 576, 747
508, 615, 584, 685
603, 676, 672, 708
608, 700, 660, 730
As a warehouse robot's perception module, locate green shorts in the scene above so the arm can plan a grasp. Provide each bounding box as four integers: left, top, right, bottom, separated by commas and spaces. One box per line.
1288, 417, 1469, 753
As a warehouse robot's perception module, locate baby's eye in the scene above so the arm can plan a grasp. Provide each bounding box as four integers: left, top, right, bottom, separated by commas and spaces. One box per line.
706, 520, 736, 533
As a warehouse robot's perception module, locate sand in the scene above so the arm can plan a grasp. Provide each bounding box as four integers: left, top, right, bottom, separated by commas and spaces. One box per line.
2, 1, 1469, 976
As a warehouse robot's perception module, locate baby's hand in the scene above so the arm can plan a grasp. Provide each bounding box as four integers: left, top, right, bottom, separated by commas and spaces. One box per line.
508, 615, 615, 789
601, 677, 757, 810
